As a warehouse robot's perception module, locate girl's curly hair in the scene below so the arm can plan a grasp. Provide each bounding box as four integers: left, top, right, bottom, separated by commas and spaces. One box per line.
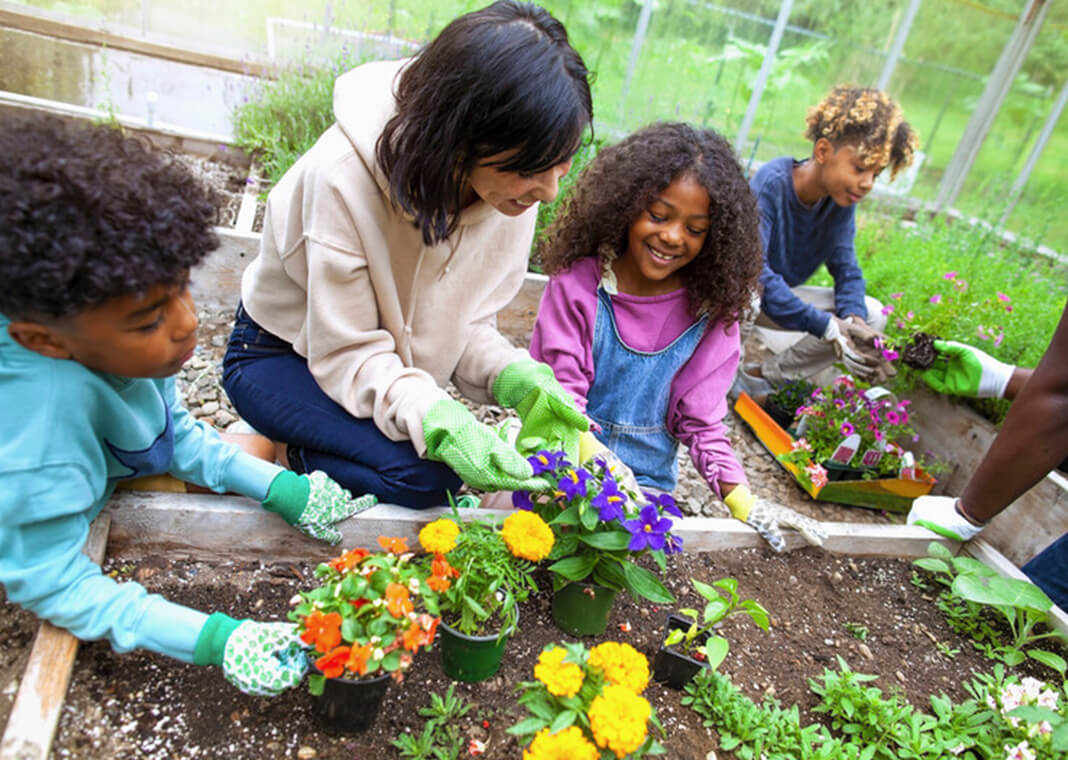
0, 113, 218, 320
804, 85, 919, 180
537, 122, 761, 325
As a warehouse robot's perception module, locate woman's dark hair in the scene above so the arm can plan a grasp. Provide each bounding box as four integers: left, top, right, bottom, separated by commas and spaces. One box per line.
0, 113, 218, 320
376, 0, 593, 245
537, 122, 762, 326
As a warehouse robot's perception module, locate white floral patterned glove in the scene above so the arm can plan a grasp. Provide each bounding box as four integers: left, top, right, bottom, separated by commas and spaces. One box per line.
194, 614, 307, 696
261, 470, 377, 545
724, 485, 827, 552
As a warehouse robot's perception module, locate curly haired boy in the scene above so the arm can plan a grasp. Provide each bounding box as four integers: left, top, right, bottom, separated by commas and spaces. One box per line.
736, 85, 919, 394
0, 114, 375, 697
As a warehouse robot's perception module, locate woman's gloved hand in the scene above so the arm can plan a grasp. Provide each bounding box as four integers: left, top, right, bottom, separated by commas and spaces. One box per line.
724, 485, 828, 552
907, 495, 984, 541
493, 359, 589, 463
423, 399, 551, 492
920, 340, 1015, 399
261, 470, 377, 545
194, 613, 307, 696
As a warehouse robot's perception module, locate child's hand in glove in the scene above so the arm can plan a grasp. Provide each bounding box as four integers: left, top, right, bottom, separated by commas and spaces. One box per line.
724, 485, 827, 552
194, 614, 307, 696
261, 470, 377, 545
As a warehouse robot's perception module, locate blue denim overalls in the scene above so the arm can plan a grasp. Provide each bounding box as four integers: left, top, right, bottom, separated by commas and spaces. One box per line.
585, 287, 707, 491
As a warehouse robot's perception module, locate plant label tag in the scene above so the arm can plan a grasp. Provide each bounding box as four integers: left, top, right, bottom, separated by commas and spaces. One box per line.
863, 386, 896, 404
860, 448, 884, 467
899, 451, 916, 480
795, 415, 808, 437
830, 434, 860, 464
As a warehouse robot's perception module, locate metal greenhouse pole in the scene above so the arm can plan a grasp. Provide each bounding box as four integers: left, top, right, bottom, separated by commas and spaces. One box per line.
877, 0, 922, 91
735, 0, 794, 157
999, 76, 1068, 226
933, 0, 1051, 212
620, 0, 656, 119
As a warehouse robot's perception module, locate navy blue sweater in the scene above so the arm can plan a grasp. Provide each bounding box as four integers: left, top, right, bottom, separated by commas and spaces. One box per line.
750, 156, 868, 336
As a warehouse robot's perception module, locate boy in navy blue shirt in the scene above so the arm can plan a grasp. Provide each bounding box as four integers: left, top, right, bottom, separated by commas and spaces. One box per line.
737, 86, 918, 393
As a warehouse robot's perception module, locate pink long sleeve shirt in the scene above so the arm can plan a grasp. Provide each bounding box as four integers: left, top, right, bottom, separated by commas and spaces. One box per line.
530, 258, 747, 495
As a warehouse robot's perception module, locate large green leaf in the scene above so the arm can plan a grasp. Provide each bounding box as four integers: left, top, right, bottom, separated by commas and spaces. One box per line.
579, 530, 632, 550
620, 560, 675, 604
548, 553, 598, 581
952, 574, 1052, 613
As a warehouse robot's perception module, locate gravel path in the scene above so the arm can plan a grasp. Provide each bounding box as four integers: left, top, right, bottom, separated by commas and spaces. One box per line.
181, 308, 897, 527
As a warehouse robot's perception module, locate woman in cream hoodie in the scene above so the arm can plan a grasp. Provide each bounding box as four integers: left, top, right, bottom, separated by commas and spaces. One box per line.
222, 1, 593, 507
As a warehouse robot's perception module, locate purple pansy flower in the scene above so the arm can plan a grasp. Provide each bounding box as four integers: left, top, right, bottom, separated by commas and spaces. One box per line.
663, 533, 684, 555
643, 490, 683, 518
557, 468, 592, 501
591, 476, 626, 522
529, 450, 570, 475
623, 504, 673, 551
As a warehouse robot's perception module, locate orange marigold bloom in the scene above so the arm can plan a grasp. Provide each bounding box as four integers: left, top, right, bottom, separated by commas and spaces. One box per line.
385, 582, 414, 617
300, 609, 342, 652
315, 645, 351, 679
378, 536, 409, 554
345, 642, 374, 676
328, 547, 370, 572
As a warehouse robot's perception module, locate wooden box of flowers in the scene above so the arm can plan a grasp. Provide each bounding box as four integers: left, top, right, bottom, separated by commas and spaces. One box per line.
734, 375, 938, 513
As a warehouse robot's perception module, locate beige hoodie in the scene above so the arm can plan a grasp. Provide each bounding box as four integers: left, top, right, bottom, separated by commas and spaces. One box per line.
240, 59, 532, 454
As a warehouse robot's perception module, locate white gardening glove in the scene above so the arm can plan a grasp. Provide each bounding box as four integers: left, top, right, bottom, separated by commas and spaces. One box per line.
724, 485, 828, 552
921, 340, 1015, 399
907, 495, 984, 542
822, 317, 878, 380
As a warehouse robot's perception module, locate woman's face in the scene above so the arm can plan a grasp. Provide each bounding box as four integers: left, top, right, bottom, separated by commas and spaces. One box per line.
465, 151, 574, 215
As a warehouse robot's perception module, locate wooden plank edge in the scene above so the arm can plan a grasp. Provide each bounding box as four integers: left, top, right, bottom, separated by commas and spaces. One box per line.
963, 538, 1068, 638
0, 514, 111, 760
104, 490, 957, 563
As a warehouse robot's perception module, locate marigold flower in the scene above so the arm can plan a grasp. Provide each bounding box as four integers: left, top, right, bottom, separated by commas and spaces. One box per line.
501, 510, 554, 561
315, 645, 351, 679
588, 641, 649, 694
385, 582, 414, 618
533, 646, 584, 697
588, 683, 650, 758
419, 519, 460, 554
378, 536, 409, 554
300, 609, 342, 652
522, 726, 598, 760
328, 547, 370, 572
345, 642, 374, 676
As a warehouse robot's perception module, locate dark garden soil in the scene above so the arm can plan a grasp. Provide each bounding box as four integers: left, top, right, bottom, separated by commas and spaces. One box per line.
2, 546, 1062, 759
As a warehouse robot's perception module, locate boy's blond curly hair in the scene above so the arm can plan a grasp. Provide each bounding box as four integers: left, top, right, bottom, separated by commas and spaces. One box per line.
805, 85, 919, 180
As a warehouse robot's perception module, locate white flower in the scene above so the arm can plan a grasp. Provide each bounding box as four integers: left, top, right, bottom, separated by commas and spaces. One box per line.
1036, 689, 1059, 710
1003, 740, 1035, 760
1021, 677, 1045, 700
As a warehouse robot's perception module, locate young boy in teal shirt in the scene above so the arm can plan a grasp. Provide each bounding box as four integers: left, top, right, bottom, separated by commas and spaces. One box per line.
737, 85, 919, 392
0, 114, 375, 696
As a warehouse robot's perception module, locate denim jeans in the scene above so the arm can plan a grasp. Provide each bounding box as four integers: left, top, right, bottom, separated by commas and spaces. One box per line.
221, 304, 462, 508
1022, 532, 1068, 613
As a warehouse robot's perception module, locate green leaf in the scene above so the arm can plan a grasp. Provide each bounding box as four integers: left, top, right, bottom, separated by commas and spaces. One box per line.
951, 557, 997, 577
927, 541, 954, 561
550, 505, 581, 526
578, 531, 632, 550
952, 574, 1052, 613
1028, 649, 1067, 675
549, 709, 578, 733
664, 629, 685, 647
704, 635, 729, 670
507, 717, 548, 736
548, 553, 598, 581
620, 560, 675, 604
341, 616, 360, 643
913, 558, 951, 575
579, 502, 600, 532
1053, 721, 1068, 751
308, 674, 325, 696
692, 578, 724, 604
739, 599, 770, 630
700, 597, 730, 625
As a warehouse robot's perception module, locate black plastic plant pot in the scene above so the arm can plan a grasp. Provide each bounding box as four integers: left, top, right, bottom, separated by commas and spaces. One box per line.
310, 665, 391, 734
762, 398, 797, 430
821, 459, 874, 482
652, 613, 710, 690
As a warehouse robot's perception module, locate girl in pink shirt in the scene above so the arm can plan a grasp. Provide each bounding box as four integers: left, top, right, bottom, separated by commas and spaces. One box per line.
530, 122, 827, 551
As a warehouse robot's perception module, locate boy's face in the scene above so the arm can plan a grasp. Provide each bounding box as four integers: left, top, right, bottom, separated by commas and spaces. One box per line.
815, 140, 883, 207
10, 278, 199, 378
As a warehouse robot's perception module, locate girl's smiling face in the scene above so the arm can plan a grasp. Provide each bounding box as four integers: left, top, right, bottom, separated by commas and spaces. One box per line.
614, 173, 711, 297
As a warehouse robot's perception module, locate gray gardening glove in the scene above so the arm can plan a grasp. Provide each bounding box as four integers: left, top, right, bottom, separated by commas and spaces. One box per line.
194, 613, 307, 696
822, 317, 879, 380
724, 485, 828, 552
261, 470, 377, 545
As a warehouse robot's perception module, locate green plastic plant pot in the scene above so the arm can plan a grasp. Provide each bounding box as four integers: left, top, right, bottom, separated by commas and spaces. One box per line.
551, 581, 618, 636
438, 614, 516, 683
310, 664, 390, 734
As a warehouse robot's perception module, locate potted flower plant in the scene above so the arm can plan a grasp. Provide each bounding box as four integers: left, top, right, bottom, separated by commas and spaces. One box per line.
764, 378, 817, 430
416, 508, 554, 682
653, 577, 769, 690
290, 536, 439, 732
513, 448, 680, 636
509, 640, 665, 758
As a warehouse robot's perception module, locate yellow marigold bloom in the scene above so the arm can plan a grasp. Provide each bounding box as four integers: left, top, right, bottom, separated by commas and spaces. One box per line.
501, 510, 554, 561
533, 646, 584, 697
588, 641, 649, 694
588, 684, 650, 758
522, 726, 598, 760
418, 518, 459, 554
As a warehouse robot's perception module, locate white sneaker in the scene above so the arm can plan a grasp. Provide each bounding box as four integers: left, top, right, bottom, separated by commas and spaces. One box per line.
729, 365, 773, 403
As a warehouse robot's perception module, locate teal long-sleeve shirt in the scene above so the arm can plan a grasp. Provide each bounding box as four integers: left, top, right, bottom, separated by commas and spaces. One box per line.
0, 314, 282, 662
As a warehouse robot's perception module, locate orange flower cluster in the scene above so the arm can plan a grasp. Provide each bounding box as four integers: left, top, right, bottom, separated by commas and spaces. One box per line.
427, 553, 460, 592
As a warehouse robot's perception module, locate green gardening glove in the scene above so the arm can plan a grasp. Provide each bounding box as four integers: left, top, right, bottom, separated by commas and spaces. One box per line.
920, 340, 1015, 399
423, 399, 551, 492
262, 470, 377, 545
194, 613, 307, 696
492, 359, 589, 463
